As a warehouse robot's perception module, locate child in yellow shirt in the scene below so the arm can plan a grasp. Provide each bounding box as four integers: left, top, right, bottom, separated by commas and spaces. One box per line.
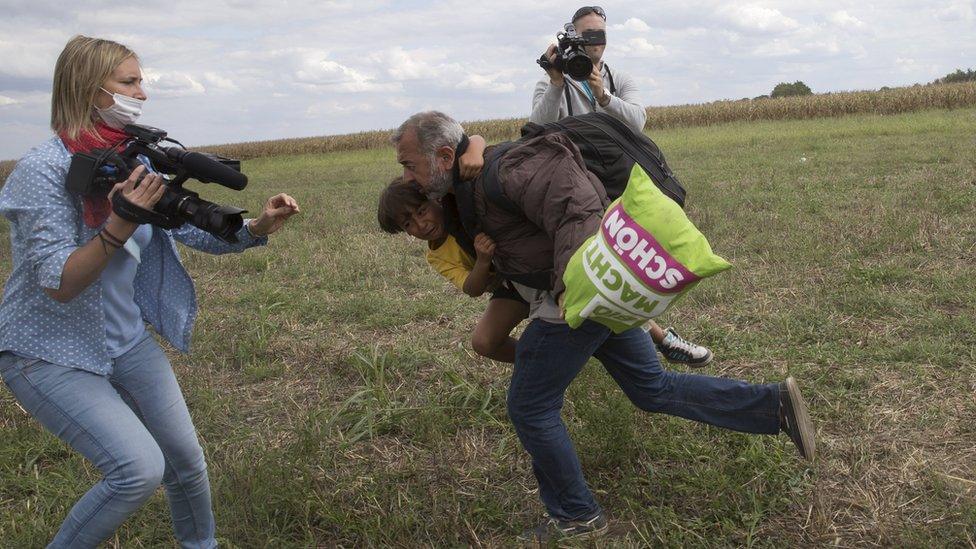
379, 177, 528, 362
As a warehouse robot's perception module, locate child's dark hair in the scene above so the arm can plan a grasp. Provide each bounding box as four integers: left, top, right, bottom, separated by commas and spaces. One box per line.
377, 177, 427, 234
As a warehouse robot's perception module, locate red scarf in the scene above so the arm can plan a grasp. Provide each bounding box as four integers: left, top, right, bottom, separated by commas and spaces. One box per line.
59, 122, 130, 228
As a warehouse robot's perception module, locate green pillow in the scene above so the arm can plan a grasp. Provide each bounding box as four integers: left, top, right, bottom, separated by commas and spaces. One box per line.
562, 164, 732, 332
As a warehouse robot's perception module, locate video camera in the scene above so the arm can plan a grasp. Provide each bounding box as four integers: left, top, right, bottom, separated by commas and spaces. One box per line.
537, 23, 606, 81
66, 124, 249, 243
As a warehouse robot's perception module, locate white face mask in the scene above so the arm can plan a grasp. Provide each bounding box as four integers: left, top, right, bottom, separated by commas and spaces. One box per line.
95, 88, 144, 129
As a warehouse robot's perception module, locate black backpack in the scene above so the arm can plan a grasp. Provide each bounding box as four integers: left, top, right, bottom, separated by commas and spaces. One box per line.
481, 112, 686, 217
449, 112, 687, 290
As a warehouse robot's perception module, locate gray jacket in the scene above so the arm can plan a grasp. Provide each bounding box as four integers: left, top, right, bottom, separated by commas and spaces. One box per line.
529, 63, 647, 134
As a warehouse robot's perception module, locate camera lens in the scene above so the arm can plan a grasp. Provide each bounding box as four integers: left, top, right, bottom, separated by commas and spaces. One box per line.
179, 197, 245, 243
155, 187, 245, 243
564, 53, 593, 81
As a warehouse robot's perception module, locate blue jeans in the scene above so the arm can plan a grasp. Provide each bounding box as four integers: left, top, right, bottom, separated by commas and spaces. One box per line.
0, 336, 216, 549
507, 320, 781, 521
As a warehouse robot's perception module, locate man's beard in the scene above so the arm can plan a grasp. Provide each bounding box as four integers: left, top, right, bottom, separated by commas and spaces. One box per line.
425, 156, 453, 200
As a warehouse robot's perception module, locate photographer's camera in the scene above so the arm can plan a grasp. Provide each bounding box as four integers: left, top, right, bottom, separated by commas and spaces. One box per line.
537, 23, 606, 81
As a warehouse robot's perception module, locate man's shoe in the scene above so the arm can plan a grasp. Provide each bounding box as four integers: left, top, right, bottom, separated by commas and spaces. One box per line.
517, 513, 608, 544
656, 327, 713, 367
780, 376, 816, 461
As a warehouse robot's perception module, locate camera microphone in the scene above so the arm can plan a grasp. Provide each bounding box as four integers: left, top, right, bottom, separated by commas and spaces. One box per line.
164, 148, 248, 190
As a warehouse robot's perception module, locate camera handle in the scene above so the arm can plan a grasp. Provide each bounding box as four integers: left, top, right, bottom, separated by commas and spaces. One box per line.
111, 190, 182, 228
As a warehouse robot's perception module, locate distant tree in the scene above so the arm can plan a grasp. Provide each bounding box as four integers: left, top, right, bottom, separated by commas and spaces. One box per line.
932, 68, 976, 84
770, 81, 813, 98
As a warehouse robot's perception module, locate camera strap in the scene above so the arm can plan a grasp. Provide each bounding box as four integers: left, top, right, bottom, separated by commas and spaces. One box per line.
563, 64, 616, 116
111, 191, 179, 227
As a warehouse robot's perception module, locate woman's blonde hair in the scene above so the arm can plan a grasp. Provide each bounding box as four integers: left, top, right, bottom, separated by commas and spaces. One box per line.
51, 35, 137, 139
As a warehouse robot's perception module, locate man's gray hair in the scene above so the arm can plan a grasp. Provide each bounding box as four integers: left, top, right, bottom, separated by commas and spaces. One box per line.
392, 111, 464, 155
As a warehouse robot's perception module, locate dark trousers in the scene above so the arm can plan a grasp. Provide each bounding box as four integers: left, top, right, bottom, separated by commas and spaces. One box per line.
507, 319, 781, 521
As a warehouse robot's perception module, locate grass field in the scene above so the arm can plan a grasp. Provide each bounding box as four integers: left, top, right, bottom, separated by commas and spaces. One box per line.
0, 108, 974, 547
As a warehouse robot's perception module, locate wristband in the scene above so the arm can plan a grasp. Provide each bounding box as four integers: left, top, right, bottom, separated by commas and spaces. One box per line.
94, 231, 121, 256
100, 227, 127, 247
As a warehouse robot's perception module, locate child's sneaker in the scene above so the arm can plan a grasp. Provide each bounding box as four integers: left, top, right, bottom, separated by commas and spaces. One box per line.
656, 327, 713, 367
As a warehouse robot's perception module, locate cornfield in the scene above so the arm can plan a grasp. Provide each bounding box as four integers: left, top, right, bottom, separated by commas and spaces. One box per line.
646, 81, 976, 128
202, 81, 976, 161
0, 161, 13, 185
1, 81, 974, 185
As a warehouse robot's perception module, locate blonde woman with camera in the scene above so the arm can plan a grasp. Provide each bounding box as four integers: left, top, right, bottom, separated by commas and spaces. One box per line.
0, 35, 298, 548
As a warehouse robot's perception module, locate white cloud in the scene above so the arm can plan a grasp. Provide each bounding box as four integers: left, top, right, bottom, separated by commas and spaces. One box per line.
0, 30, 65, 78
373, 47, 435, 81
202, 72, 240, 93
0, 95, 20, 107
386, 97, 413, 110
534, 32, 558, 50
633, 75, 659, 90
937, 1, 975, 21
307, 101, 375, 116
807, 39, 842, 56
722, 30, 743, 44
369, 47, 462, 82
895, 57, 921, 73
753, 39, 801, 58
612, 17, 651, 32
143, 69, 206, 98
619, 38, 667, 58
779, 62, 815, 75
293, 50, 399, 92
456, 73, 516, 94
830, 10, 866, 29
721, 4, 800, 33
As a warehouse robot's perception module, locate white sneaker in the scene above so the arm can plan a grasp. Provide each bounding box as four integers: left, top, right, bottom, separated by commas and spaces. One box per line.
656, 327, 713, 367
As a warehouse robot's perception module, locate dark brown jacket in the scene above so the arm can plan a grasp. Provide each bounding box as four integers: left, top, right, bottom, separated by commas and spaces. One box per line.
471, 133, 608, 295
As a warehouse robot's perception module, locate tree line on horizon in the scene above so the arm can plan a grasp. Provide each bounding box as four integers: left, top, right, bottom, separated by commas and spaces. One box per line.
758, 67, 974, 100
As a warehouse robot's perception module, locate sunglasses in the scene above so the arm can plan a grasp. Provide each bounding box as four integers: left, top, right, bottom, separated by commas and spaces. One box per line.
573, 6, 606, 22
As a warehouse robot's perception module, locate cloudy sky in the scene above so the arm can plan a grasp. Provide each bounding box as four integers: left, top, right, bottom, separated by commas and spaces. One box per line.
0, 0, 973, 159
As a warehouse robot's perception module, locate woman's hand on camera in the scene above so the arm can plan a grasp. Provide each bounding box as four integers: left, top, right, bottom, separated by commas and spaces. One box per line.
248, 193, 300, 237
110, 165, 167, 210
106, 165, 166, 231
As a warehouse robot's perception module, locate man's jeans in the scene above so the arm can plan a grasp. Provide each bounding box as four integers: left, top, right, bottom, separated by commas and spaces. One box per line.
507, 319, 781, 521
0, 336, 216, 549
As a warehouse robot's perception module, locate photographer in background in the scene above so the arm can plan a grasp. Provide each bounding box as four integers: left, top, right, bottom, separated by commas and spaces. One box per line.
530, 5, 647, 134
531, 6, 712, 367
0, 35, 298, 548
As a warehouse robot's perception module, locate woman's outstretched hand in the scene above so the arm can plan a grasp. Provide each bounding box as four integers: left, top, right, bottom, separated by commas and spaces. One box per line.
248, 193, 300, 236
